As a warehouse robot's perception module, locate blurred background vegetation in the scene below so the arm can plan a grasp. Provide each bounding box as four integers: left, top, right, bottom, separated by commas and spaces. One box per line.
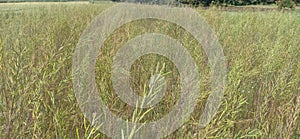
0, 0, 299, 9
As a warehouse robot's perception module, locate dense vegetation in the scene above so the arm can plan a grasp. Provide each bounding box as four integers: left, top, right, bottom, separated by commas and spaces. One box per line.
111, 0, 299, 7
177, 0, 296, 6
0, 2, 299, 139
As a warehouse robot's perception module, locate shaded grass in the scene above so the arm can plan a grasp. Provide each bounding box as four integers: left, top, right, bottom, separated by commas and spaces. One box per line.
0, 3, 299, 138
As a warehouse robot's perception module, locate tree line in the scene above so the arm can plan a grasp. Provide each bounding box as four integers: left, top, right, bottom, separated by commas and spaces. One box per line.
0, 0, 298, 9
112, 0, 298, 8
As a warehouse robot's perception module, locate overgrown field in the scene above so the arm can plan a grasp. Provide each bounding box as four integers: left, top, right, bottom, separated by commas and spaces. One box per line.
0, 2, 299, 138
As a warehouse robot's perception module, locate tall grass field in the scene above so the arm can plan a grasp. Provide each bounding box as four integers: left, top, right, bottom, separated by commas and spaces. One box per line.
0, 2, 299, 138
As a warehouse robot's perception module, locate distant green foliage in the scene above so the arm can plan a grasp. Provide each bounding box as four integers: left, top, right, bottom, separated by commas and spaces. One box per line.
178, 0, 277, 6
277, 0, 295, 9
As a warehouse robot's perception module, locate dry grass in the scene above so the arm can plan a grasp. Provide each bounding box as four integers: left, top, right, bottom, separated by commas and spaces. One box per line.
0, 1, 90, 5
